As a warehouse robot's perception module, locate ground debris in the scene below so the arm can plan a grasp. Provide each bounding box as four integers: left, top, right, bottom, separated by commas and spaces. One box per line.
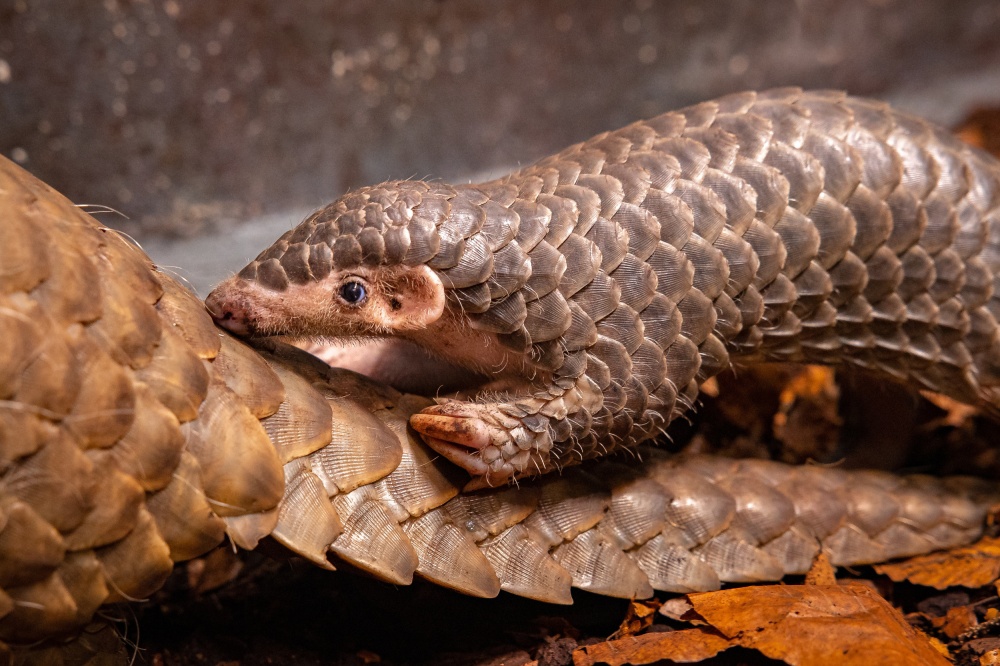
688, 584, 949, 665
609, 600, 662, 640
876, 537, 1000, 589
572, 628, 731, 666
574, 584, 953, 665
137, 360, 1000, 664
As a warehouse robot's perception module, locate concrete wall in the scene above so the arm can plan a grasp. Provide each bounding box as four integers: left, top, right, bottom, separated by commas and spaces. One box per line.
3, 0, 1000, 290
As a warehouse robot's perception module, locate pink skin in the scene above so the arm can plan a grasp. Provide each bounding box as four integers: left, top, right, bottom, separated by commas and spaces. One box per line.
302, 338, 486, 395
206, 296, 250, 335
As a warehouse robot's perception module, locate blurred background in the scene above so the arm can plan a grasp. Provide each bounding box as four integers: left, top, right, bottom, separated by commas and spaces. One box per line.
4, 0, 1000, 293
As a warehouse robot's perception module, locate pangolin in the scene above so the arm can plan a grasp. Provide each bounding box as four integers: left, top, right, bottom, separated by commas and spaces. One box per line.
3, 89, 1000, 658
207, 87, 1000, 488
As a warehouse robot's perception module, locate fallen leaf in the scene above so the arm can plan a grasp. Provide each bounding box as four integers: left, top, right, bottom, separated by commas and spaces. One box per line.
778, 366, 838, 406
658, 597, 696, 623
919, 390, 981, 427
875, 537, 1000, 589
929, 636, 951, 659
982, 649, 1000, 665
961, 638, 1000, 664
610, 600, 661, 639
699, 376, 719, 398
687, 584, 950, 666
970, 639, 1000, 653
804, 552, 836, 586
956, 106, 1000, 157
932, 605, 978, 639
773, 366, 841, 464
837, 578, 881, 595
711, 364, 798, 433
572, 628, 730, 666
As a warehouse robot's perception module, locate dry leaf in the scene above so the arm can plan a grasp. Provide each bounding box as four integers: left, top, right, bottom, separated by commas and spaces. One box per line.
837, 578, 880, 595
956, 106, 1000, 157
773, 366, 841, 464
572, 628, 730, 666
981, 648, 1000, 665
610, 600, 662, 639
777, 366, 838, 408
919, 390, 980, 427
804, 552, 836, 586
658, 597, 697, 623
687, 584, 950, 666
929, 636, 951, 659
933, 605, 978, 639
875, 537, 1000, 589
699, 376, 719, 398
710, 364, 797, 433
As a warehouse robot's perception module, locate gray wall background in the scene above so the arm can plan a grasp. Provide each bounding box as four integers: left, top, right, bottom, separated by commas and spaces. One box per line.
3, 0, 1000, 292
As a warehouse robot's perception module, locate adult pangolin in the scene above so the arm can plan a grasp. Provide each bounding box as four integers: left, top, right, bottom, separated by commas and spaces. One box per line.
208, 88, 1000, 488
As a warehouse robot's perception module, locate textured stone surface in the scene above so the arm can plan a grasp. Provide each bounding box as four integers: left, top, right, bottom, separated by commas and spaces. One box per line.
3, 0, 1000, 239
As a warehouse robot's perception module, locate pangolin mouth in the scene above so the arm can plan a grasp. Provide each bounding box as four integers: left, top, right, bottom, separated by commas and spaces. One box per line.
205, 280, 264, 337
206, 276, 324, 339
211, 309, 250, 336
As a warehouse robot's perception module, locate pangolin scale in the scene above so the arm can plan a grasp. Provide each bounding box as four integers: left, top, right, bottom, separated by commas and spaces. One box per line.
2, 89, 1000, 658
208, 88, 1000, 488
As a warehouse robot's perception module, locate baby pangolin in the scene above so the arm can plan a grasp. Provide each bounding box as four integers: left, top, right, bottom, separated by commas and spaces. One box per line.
207, 88, 1000, 488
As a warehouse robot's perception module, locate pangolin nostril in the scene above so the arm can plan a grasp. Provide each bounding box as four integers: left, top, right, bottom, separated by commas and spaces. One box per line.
205, 289, 252, 335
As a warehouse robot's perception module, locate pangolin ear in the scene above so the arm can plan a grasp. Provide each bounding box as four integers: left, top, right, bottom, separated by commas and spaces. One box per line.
385, 264, 446, 330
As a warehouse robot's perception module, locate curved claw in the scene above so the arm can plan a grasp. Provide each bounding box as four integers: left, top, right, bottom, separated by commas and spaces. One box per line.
410, 402, 543, 486
419, 434, 520, 490
409, 412, 501, 451
419, 434, 492, 476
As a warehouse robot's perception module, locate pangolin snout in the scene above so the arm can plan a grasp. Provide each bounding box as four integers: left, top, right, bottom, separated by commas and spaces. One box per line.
205, 286, 251, 336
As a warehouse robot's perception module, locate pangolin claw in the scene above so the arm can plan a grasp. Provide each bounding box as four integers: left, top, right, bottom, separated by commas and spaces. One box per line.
410, 410, 503, 450
410, 401, 548, 485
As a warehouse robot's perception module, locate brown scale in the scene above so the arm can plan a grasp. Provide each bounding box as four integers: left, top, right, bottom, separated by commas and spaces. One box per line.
198, 89, 1000, 491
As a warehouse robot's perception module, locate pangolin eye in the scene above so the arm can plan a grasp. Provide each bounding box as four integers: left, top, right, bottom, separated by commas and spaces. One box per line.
338, 281, 367, 305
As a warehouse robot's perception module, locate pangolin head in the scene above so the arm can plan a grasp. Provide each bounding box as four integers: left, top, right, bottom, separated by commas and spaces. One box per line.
206, 180, 459, 339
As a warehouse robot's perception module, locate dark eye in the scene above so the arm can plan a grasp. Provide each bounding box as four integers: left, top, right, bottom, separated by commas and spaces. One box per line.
338, 281, 367, 305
